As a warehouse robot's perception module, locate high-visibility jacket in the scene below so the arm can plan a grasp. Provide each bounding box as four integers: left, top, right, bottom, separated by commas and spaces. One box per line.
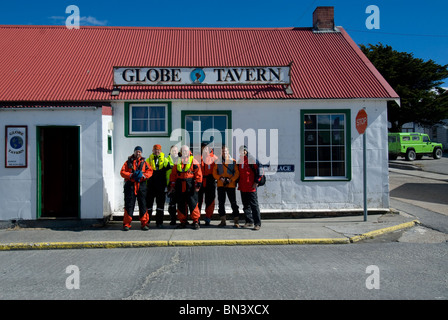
147, 152, 169, 171
213, 157, 239, 188
165, 155, 178, 186
169, 156, 202, 192
146, 152, 170, 189
120, 155, 153, 195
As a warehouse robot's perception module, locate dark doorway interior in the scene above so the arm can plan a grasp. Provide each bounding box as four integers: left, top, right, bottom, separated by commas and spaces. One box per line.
39, 126, 80, 218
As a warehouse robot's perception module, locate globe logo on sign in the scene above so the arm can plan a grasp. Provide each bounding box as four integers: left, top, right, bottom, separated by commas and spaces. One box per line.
190, 68, 205, 84
10, 136, 23, 149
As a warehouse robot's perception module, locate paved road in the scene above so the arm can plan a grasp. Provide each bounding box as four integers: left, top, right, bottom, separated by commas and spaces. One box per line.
390, 153, 448, 175
389, 169, 448, 217
0, 159, 446, 303
0, 242, 446, 301
388, 153, 448, 244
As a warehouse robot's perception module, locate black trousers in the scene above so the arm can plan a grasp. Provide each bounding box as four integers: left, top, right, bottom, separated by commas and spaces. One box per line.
123, 181, 148, 227
240, 191, 261, 226
167, 192, 178, 222
146, 185, 166, 225
198, 175, 216, 218
217, 187, 240, 218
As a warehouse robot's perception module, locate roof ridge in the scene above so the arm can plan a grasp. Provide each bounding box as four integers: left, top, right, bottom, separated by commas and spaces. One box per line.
0, 24, 303, 31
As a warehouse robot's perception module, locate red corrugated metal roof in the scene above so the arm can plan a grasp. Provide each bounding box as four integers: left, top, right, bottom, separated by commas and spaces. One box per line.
0, 25, 398, 102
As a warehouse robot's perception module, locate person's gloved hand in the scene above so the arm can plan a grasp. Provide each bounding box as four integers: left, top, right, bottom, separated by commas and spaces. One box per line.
132, 170, 143, 182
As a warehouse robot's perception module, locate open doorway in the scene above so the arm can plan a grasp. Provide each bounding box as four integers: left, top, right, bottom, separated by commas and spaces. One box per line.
37, 126, 80, 218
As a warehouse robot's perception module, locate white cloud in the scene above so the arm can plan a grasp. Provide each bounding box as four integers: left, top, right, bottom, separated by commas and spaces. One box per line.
80, 16, 108, 26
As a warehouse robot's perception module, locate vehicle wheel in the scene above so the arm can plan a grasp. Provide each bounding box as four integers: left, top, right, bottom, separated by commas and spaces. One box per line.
405, 149, 416, 161
433, 148, 443, 159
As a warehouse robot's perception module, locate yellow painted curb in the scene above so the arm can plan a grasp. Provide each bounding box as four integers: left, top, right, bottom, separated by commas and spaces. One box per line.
289, 238, 350, 244
0, 240, 168, 251
0, 221, 419, 250
349, 220, 420, 243
0, 237, 351, 250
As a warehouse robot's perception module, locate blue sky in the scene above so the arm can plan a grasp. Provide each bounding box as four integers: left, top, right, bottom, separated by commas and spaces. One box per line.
2, 0, 447, 86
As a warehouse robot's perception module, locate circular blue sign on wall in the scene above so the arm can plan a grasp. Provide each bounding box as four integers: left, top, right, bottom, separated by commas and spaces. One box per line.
10, 136, 24, 149
190, 68, 205, 84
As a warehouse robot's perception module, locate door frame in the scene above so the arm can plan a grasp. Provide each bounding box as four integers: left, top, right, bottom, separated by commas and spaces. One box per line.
36, 126, 81, 219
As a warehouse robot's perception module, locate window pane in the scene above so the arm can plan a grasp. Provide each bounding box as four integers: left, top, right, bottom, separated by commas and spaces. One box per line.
132, 120, 148, 132
332, 162, 345, 176
185, 117, 194, 132
149, 106, 165, 119
318, 131, 331, 145
331, 115, 345, 129
305, 162, 317, 176
319, 162, 331, 177
332, 130, 344, 145
304, 115, 316, 129
199, 116, 213, 130
332, 146, 345, 161
149, 120, 165, 132
305, 147, 317, 161
213, 116, 227, 132
305, 131, 317, 145
317, 115, 330, 129
318, 147, 331, 161
132, 106, 148, 119
318, 162, 331, 177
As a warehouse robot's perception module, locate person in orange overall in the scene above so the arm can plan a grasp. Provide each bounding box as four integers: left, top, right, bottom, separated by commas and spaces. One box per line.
198, 143, 218, 226
169, 145, 202, 229
120, 146, 153, 231
213, 145, 240, 227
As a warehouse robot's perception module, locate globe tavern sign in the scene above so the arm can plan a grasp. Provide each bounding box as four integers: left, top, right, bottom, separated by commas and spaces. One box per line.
113, 66, 291, 86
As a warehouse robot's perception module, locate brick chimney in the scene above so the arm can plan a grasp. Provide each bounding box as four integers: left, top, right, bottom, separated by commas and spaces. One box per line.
313, 6, 335, 31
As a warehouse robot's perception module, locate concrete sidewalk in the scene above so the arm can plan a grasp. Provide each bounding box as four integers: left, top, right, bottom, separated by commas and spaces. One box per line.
0, 213, 419, 250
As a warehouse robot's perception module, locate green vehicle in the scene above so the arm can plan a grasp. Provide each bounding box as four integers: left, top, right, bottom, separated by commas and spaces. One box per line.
388, 132, 443, 161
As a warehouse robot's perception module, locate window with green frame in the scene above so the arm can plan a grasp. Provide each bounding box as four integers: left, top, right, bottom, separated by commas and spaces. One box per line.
124, 102, 171, 137
301, 110, 351, 181
181, 111, 231, 156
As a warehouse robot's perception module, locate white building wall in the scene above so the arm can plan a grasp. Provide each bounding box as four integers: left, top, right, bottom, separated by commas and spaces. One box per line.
0, 107, 104, 221
109, 99, 390, 215
102, 113, 115, 217
0, 99, 390, 221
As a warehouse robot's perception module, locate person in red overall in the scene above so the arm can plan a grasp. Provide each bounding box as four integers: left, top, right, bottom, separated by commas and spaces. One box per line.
237, 145, 263, 230
169, 145, 203, 229
198, 143, 218, 226
120, 146, 153, 231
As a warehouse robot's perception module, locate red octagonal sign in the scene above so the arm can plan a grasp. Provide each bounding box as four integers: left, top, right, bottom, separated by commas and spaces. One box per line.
356, 109, 368, 134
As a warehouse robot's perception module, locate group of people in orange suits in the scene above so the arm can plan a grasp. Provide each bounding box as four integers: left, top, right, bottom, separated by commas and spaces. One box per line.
120, 143, 263, 231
